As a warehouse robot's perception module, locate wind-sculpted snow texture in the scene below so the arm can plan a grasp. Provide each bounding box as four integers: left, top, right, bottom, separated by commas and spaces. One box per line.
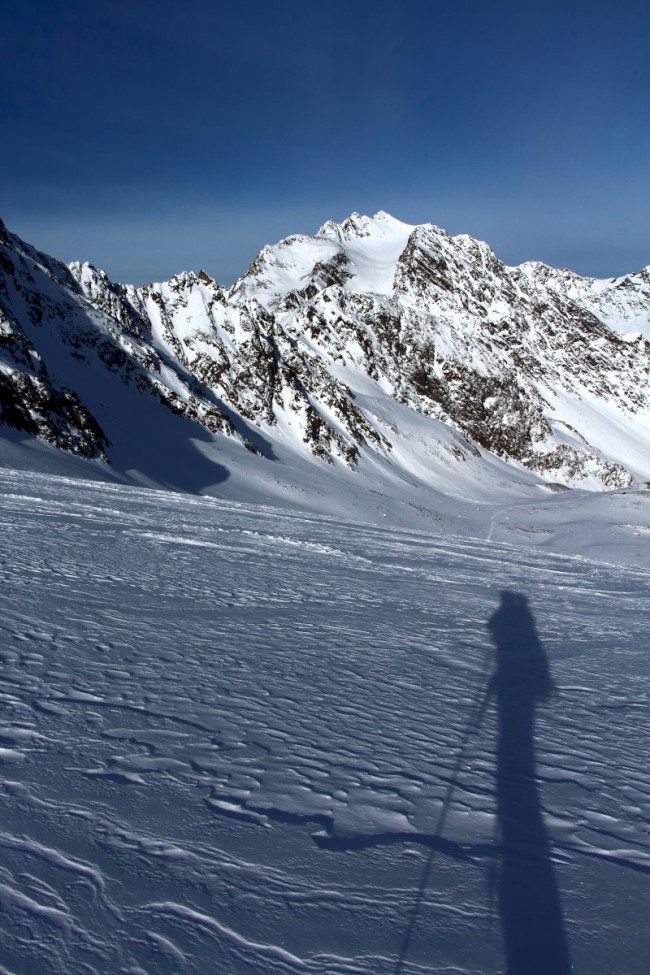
0, 467, 648, 974
1, 213, 649, 492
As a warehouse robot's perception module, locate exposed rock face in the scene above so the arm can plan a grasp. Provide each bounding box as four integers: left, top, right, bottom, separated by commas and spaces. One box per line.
1, 212, 648, 487
0, 221, 109, 460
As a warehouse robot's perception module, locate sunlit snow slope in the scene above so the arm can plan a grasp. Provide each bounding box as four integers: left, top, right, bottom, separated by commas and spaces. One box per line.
1, 467, 648, 975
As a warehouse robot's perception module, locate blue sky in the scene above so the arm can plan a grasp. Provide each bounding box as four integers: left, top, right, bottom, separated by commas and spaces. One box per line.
1, 0, 648, 284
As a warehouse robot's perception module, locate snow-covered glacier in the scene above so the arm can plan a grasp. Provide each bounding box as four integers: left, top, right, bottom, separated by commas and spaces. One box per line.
1, 210, 649, 972
0, 465, 648, 974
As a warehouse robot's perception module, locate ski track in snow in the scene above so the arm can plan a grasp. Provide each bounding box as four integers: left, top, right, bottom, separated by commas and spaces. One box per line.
0, 468, 649, 974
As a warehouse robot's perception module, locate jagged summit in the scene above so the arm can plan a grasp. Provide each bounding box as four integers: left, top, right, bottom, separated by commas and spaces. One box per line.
1, 213, 649, 495
317, 210, 415, 239
239, 211, 418, 305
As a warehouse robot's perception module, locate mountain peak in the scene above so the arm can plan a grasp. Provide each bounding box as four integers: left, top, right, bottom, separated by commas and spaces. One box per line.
1, 214, 649, 491
317, 210, 414, 242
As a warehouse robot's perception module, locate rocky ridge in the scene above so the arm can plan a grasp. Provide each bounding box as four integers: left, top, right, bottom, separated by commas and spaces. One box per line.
1, 212, 649, 488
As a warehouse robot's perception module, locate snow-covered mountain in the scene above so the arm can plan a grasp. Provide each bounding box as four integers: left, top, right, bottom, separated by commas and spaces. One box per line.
1, 212, 649, 495
2, 215, 650, 975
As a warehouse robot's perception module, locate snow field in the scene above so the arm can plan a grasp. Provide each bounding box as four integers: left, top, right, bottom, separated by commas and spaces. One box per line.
0, 468, 648, 973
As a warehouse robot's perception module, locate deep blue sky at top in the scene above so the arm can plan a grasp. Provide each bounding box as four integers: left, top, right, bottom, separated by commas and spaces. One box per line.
1, 0, 648, 283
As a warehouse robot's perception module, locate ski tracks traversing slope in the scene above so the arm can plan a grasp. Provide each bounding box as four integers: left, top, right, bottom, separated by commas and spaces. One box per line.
0, 469, 648, 974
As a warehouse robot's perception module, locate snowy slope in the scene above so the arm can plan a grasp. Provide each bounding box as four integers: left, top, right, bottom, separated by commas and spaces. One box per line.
519, 261, 650, 340
0, 466, 648, 974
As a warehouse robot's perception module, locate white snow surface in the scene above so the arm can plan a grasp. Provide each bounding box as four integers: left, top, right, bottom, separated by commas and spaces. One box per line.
231, 211, 415, 306
0, 461, 649, 974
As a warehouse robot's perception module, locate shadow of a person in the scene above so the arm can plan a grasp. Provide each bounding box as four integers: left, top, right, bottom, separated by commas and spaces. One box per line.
488, 590, 571, 975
